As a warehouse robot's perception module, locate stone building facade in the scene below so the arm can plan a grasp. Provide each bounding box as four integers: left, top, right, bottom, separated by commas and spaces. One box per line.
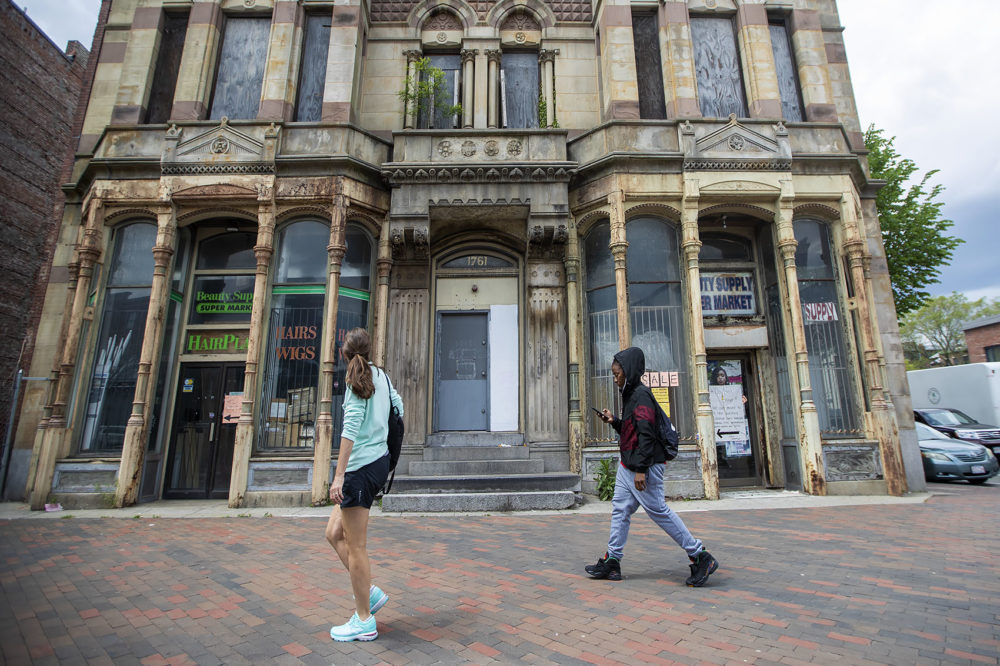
0, 0, 89, 499
14, 0, 923, 510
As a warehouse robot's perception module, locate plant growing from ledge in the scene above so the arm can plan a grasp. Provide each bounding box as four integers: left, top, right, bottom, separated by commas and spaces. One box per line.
399, 57, 462, 126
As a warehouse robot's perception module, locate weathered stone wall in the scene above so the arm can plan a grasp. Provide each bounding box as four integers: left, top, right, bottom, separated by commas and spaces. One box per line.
0, 0, 89, 495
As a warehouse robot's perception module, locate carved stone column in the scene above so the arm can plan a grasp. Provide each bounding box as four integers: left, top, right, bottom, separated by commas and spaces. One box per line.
229, 186, 276, 508
314, 182, 348, 504
775, 180, 825, 495
29, 199, 105, 510
564, 219, 585, 473
403, 50, 422, 129
841, 195, 906, 495
460, 49, 476, 128
681, 177, 718, 499
116, 205, 176, 507
539, 49, 557, 127
486, 49, 501, 129
608, 188, 630, 347
373, 217, 392, 367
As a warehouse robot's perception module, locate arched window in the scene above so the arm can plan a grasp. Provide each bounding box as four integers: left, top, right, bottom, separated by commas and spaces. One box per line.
794, 219, 862, 436
259, 220, 329, 450
626, 217, 691, 436
583, 221, 617, 440
79, 222, 157, 453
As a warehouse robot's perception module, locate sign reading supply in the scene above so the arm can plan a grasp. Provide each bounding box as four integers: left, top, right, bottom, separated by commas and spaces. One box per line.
700, 272, 756, 316
189, 276, 255, 324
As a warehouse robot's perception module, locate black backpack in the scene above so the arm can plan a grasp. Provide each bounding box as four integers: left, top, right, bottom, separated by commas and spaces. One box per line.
649, 390, 679, 461
382, 371, 404, 493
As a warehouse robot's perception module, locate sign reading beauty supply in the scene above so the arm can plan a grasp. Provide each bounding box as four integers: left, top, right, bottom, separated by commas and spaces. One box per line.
700, 272, 756, 316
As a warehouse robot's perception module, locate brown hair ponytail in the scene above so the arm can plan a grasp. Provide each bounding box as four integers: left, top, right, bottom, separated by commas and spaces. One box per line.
342, 327, 374, 399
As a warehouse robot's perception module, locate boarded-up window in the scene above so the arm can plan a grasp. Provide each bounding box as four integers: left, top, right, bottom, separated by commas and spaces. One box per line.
501, 52, 539, 129
295, 14, 331, 122
632, 13, 666, 119
770, 21, 803, 121
417, 54, 460, 129
690, 16, 747, 118
209, 16, 270, 120
145, 13, 188, 123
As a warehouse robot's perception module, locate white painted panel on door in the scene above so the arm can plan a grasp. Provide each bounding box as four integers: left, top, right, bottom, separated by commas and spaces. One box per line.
489, 304, 519, 431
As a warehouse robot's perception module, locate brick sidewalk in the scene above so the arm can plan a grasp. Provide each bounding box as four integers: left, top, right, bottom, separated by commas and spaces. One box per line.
1, 483, 998, 665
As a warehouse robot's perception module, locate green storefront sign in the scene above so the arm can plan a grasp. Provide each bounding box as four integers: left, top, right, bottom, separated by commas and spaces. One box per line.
186, 331, 250, 353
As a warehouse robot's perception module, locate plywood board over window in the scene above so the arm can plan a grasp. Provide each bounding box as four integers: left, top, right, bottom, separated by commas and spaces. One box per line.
210, 17, 270, 120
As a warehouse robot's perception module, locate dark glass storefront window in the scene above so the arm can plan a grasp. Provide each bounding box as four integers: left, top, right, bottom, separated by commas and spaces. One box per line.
259, 221, 329, 451
584, 221, 618, 442
332, 229, 373, 439
79, 223, 157, 453
626, 217, 690, 437
794, 219, 862, 436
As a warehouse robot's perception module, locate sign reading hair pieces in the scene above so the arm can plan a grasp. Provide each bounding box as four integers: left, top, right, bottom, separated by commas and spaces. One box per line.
699, 272, 756, 316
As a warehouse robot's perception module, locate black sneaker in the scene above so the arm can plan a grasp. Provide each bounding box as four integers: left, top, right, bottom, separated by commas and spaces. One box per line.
685, 550, 719, 587
585, 553, 622, 581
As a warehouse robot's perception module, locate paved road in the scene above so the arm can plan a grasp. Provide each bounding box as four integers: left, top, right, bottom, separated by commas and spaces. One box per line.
1, 481, 998, 665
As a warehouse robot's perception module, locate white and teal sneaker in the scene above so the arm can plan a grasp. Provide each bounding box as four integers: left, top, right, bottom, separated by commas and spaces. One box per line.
330, 612, 377, 642
369, 585, 388, 614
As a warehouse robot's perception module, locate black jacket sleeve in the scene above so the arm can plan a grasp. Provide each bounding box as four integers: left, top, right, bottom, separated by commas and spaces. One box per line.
632, 387, 658, 473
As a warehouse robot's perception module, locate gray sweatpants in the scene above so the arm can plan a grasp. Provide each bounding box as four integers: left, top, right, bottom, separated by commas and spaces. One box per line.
607, 462, 703, 561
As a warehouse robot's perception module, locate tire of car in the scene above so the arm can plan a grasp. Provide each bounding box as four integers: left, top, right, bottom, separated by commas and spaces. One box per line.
968, 478, 990, 485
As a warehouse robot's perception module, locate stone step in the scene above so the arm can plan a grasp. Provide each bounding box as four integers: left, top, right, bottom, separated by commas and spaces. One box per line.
421, 445, 530, 462
424, 432, 525, 447
381, 491, 578, 512
408, 458, 545, 476
388, 472, 580, 494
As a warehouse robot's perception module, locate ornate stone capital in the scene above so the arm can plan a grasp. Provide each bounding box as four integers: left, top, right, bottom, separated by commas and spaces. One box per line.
539, 48, 559, 64
403, 49, 423, 64
486, 48, 502, 63
461, 48, 478, 64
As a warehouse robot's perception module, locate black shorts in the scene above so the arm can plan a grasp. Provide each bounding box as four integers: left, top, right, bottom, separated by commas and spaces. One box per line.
341, 453, 390, 509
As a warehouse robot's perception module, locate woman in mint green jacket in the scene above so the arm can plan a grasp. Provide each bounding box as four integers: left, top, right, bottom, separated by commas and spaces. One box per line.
325, 328, 403, 642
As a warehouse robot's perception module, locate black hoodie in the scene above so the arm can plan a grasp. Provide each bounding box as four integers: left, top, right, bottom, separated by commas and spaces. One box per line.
610, 347, 667, 473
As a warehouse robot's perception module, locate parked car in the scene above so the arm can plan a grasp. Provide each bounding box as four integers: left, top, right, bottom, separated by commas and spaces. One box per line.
916, 422, 999, 484
913, 408, 1000, 460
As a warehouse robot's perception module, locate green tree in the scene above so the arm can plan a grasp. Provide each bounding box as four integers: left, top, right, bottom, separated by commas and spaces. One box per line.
900, 293, 1000, 369
398, 58, 462, 125
865, 125, 962, 316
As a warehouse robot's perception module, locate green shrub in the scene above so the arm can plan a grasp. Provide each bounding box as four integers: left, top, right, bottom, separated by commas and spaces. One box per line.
594, 458, 617, 501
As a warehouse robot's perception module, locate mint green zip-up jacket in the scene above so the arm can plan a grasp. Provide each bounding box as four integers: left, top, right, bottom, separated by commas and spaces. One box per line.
341, 364, 404, 472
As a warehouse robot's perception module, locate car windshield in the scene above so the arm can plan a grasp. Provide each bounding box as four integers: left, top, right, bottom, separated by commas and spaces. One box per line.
921, 409, 977, 426
916, 422, 951, 440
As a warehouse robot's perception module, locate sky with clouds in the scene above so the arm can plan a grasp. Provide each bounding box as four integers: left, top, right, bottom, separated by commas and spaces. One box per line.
14, 0, 1000, 302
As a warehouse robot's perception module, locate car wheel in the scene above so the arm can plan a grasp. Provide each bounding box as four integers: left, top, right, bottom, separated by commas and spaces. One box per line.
968, 478, 990, 485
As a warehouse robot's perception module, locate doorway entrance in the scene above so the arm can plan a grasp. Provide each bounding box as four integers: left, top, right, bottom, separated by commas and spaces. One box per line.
707, 355, 763, 487
435, 312, 489, 430
164, 363, 245, 499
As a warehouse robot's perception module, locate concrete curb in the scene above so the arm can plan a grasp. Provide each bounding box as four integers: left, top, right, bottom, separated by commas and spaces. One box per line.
0, 491, 933, 520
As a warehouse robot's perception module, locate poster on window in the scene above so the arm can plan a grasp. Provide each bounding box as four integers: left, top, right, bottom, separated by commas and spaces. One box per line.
709, 372, 750, 457
803, 302, 838, 323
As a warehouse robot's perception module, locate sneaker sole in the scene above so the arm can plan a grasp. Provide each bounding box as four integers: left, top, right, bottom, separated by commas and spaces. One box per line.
370, 593, 388, 614
331, 630, 378, 642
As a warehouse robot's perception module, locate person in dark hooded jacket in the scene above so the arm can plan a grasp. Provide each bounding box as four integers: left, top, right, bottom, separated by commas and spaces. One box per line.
585, 347, 719, 586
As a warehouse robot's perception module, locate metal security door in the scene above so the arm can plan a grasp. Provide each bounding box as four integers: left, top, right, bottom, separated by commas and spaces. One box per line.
435, 312, 489, 431
165, 363, 244, 498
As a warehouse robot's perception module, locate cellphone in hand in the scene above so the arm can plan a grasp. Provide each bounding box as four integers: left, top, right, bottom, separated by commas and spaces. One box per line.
591, 407, 607, 421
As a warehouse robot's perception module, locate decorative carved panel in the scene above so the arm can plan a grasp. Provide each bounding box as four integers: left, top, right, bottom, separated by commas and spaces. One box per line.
527, 287, 567, 442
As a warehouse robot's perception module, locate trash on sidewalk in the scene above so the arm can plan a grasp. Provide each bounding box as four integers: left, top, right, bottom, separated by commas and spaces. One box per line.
44, 503, 63, 512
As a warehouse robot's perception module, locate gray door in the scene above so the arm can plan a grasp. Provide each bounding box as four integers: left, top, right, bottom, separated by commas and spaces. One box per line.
435, 312, 489, 431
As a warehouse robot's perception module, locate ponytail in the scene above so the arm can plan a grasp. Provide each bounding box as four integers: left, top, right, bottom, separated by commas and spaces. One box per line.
343, 327, 374, 399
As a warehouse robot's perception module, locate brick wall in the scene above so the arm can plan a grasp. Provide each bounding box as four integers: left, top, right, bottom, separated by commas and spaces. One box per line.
0, 0, 89, 458
966, 323, 1000, 363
